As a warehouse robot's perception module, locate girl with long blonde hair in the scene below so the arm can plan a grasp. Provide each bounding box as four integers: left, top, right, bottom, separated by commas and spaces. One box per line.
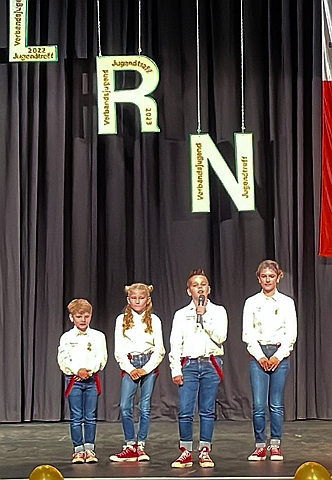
110, 283, 165, 463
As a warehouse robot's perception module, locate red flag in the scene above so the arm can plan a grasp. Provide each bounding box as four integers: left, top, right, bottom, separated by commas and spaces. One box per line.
320, 0, 332, 256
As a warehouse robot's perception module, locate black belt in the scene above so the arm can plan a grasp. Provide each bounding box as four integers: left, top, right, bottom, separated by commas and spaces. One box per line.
187, 355, 221, 361
128, 352, 152, 361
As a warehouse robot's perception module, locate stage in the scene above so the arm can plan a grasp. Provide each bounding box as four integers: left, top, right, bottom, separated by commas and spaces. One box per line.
1, 420, 332, 480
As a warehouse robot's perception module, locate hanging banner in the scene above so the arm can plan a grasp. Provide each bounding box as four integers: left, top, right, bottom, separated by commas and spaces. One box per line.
9, 0, 58, 62
320, 0, 332, 256
190, 132, 255, 212
96, 55, 160, 135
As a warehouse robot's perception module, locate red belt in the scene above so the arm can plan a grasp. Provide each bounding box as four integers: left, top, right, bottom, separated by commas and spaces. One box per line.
181, 355, 224, 382
65, 373, 102, 397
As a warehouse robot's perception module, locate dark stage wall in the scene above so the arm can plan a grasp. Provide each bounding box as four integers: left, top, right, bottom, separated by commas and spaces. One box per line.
0, 0, 328, 423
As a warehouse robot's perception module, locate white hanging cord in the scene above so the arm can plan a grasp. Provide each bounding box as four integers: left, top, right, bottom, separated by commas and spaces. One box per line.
96, 0, 102, 56
138, 0, 142, 55
196, 0, 201, 134
240, 0, 245, 133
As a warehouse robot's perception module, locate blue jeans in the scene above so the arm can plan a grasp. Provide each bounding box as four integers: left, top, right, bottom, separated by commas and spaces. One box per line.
178, 356, 222, 451
67, 376, 99, 450
250, 352, 290, 446
120, 354, 157, 444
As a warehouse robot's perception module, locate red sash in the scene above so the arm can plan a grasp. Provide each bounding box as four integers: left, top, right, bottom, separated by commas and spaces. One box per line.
210, 355, 224, 381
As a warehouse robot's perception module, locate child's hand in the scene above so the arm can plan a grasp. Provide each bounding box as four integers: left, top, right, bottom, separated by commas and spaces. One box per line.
196, 305, 206, 316
172, 375, 184, 386
129, 368, 148, 380
267, 356, 280, 371
129, 369, 141, 380
77, 368, 92, 380
258, 357, 270, 371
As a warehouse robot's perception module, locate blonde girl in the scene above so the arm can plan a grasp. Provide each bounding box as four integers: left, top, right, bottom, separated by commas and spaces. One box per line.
110, 283, 165, 462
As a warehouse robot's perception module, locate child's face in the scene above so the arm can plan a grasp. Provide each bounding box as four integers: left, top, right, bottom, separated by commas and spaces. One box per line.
187, 275, 211, 304
258, 267, 279, 296
70, 311, 92, 332
127, 288, 149, 314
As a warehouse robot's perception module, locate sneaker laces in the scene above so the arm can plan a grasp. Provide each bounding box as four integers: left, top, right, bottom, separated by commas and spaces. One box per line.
268, 445, 280, 453
74, 451, 85, 457
255, 447, 266, 454
73, 451, 85, 460
178, 449, 191, 461
137, 446, 146, 455
118, 445, 136, 456
199, 447, 211, 460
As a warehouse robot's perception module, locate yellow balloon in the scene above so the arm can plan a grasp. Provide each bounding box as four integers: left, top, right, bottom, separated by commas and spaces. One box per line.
29, 465, 64, 480
295, 462, 331, 480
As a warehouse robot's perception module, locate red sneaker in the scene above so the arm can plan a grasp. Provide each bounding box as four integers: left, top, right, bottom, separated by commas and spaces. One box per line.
199, 446, 214, 467
171, 447, 193, 468
85, 449, 98, 463
109, 445, 137, 462
247, 447, 267, 461
268, 445, 284, 461
137, 445, 150, 461
72, 451, 85, 463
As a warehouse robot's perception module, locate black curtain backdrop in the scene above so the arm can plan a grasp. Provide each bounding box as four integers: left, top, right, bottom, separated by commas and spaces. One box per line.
0, 0, 328, 423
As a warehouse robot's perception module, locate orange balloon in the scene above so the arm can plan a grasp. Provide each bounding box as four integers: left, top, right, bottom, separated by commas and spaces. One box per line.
29, 465, 64, 480
295, 462, 331, 480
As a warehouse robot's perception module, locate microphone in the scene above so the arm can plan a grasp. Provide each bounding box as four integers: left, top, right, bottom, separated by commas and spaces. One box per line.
197, 294, 205, 325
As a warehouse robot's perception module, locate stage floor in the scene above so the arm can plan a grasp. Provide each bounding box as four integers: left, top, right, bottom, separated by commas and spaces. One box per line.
1, 420, 332, 480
